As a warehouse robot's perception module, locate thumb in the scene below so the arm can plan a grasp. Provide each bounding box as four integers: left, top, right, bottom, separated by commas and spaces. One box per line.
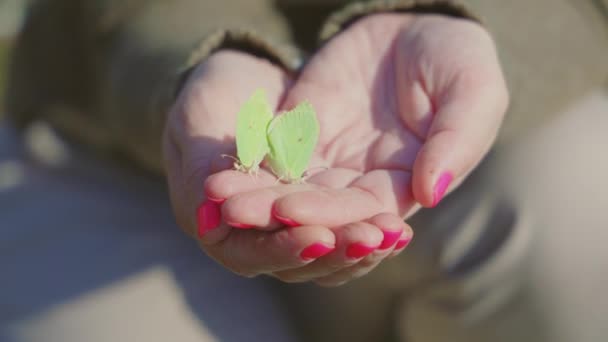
412, 74, 509, 207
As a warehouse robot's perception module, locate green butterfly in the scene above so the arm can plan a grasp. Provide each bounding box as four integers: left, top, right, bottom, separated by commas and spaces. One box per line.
234, 89, 273, 174
266, 101, 320, 183
234, 89, 319, 183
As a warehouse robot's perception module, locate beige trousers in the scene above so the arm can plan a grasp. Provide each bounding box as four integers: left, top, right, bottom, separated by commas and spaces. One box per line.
399, 90, 608, 342
1, 91, 607, 342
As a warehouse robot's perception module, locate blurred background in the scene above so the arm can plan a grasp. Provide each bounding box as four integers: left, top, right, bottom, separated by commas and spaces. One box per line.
0, 3, 294, 342
0, 0, 24, 112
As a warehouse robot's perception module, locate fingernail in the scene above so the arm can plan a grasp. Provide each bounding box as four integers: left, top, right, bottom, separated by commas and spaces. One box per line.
208, 197, 226, 204
197, 200, 221, 237
226, 221, 254, 229
378, 230, 402, 250
346, 243, 377, 259
394, 238, 412, 250
432, 171, 453, 207
272, 207, 300, 227
300, 243, 335, 260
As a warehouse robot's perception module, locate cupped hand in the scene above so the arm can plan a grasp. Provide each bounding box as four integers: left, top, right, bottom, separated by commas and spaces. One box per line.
166, 11, 509, 286
207, 13, 508, 240
164, 50, 412, 286
268, 13, 509, 220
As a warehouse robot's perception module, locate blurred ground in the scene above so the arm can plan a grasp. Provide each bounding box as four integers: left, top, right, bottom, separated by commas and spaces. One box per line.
0, 39, 10, 111
0, 5, 294, 342
0, 0, 26, 113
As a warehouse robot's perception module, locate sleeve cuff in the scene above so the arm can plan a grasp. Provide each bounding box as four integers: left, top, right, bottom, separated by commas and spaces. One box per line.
173, 28, 301, 100
319, 0, 481, 43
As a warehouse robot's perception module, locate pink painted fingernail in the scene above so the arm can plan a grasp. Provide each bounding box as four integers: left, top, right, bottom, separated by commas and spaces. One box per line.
207, 197, 226, 204
197, 200, 221, 237
394, 238, 412, 250
346, 243, 377, 259
432, 172, 453, 207
300, 243, 335, 260
226, 221, 254, 229
379, 230, 402, 250
272, 207, 300, 227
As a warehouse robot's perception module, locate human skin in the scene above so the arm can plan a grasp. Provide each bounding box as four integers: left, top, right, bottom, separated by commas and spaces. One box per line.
163, 13, 508, 286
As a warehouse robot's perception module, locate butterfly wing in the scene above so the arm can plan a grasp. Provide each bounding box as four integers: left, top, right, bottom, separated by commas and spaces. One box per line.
236, 89, 273, 171
266, 101, 319, 182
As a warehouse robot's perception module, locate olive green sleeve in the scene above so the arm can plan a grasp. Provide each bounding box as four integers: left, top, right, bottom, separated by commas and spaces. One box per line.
5, 0, 299, 173
318, 0, 480, 43
5, 0, 606, 174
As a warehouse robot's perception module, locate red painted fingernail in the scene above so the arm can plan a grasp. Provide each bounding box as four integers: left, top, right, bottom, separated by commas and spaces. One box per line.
197, 200, 221, 237
300, 243, 335, 260
432, 172, 453, 207
346, 243, 377, 259
394, 238, 412, 250
226, 221, 254, 229
208, 197, 226, 204
272, 207, 300, 227
378, 230, 402, 250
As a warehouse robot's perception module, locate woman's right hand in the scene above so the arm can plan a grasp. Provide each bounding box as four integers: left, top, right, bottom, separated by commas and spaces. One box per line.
163, 50, 412, 285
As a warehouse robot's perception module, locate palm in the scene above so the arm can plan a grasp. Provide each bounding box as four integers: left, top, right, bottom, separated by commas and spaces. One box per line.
282, 15, 429, 217
278, 13, 505, 219
293, 37, 420, 174
168, 13, 506, 284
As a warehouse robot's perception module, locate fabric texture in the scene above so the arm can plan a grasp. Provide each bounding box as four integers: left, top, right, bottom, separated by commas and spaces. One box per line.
5, 0, 608, 173
3, 0, 478, 173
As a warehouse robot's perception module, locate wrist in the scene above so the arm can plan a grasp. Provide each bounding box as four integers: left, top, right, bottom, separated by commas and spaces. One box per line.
318, 0, 481, 45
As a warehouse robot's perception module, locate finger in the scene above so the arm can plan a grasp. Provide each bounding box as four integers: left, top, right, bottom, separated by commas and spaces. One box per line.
272, 221, 383, 282
348, 170, 415, 217
204, 225, 335, 277
387, 230, 413, 259
366, 212, 411, 250
410, 66, 509, 208
313, 214, 413, 287
163, 130, 232, 244
222, 170, 412, 230
220, 183, 320, 230
204, 169, 277, 203
306, 168, 363, 189
271, 187, 384, 228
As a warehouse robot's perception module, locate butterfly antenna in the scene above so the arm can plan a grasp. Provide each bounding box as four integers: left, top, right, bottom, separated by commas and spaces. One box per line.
273, 177, 282, 185
247, 168, 259, 183
221, 154, 239, 163
221, 154, 243, 171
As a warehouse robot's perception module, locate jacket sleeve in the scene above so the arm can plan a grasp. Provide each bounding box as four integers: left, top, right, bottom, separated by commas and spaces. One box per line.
5, 0, 299, 173
6, 0, 606, 174
318, 0, 479, 42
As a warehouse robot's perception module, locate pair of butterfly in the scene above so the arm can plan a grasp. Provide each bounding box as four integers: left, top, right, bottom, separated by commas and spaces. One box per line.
234, 89, 320, 183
